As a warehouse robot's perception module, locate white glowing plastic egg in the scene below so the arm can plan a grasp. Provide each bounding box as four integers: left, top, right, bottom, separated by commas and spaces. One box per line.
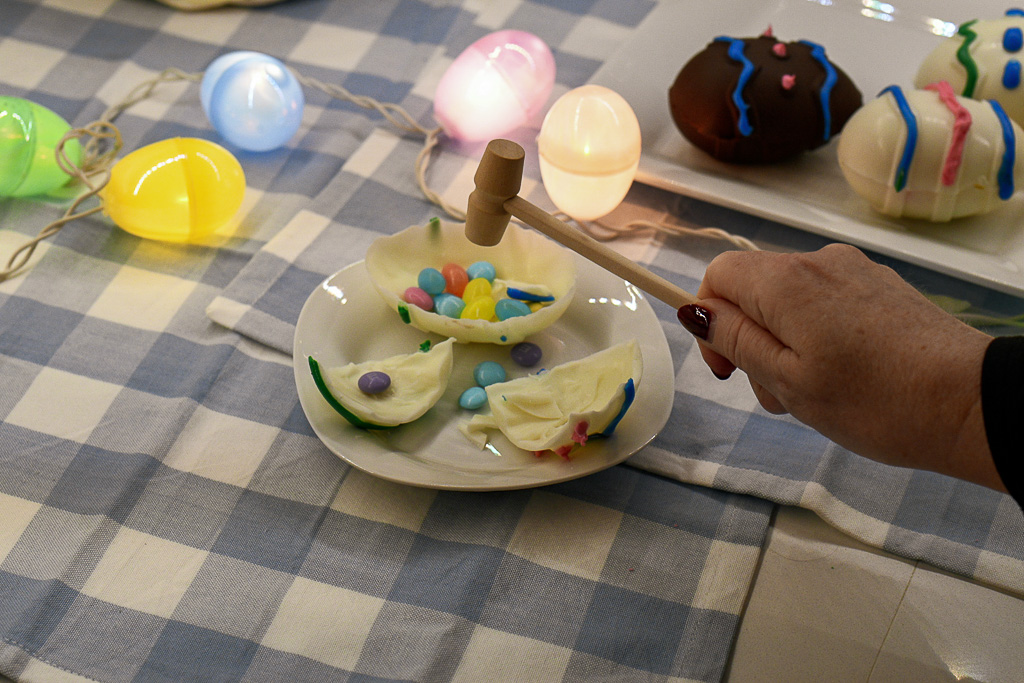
538, 84, 641, 221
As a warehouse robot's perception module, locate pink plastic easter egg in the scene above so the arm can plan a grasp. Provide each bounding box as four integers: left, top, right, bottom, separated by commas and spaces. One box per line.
433, 30, 555, 141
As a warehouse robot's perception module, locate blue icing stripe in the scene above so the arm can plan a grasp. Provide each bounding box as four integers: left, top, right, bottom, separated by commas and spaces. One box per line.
714, 36, 754, 136
506, 287, 554, 302
1008, 8, 1024, 17
1004, 26, 1023, 52
800, 40, 838, 141
990, 99, 1016, 200
1004, 59, 1022, 89
598, 378, 636, 438
879, 85, 917, 192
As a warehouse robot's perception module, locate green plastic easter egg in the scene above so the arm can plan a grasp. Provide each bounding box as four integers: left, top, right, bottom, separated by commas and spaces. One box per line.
0, 96, 81, 197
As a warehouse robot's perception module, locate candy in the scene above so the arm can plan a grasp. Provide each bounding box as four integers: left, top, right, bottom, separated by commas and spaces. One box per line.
466, 261, 496, 282
462, 277, 493, 302
417, 267, 446, 295
510, 341, 543, 367
403, 286, 434, 310
473, 360, 507, 386
495, 298, 532, 320
837, 84, 1024, 220
461, 296, 496, 320
358, 371, 391, 394
433, 293, 466, 318
441, 262, 469, 297
101, 138, 245, 242
459, 386, 488, 410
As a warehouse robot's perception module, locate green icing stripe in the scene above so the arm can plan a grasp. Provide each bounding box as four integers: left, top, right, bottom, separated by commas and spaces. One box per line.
956, 20, 980, 98
397, 304, 411, 324
308, 356, 392, 430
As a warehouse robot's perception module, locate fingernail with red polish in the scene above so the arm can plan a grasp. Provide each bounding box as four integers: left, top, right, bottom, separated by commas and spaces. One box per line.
677, 304, 712, 340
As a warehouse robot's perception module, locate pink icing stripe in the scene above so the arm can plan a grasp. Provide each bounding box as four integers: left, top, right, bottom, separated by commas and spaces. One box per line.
925, 81, 972, 186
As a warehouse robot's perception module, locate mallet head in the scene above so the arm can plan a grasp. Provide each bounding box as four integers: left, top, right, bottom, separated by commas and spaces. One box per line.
465, 139, 525, 246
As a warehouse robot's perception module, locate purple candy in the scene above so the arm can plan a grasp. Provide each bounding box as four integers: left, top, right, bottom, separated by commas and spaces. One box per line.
358, 371, 391, 394
510, 342, 542, 367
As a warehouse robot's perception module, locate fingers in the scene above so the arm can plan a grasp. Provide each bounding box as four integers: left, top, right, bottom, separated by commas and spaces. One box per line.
749, 378, 787, 414
679, 298, 790, 385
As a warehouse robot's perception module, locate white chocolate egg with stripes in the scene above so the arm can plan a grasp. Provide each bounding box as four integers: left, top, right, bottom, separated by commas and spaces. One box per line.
837, 84, 1024, 221
915, 12, 1024, 127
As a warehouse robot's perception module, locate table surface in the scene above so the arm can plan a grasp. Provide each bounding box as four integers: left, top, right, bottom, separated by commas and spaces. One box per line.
2, 1, 1023, 682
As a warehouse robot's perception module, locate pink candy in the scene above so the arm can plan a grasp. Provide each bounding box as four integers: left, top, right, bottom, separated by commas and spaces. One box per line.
403, 286, 434, 310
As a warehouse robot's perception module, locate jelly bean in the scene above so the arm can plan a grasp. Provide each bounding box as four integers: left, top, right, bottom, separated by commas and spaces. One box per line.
462, 277, 493, 302
459, 386, 488, 410
403, 286, 434, 310
510, 342, 542, 367
101, 138, 245, 242
529, 302, 544, 313
417, 267, 446, 295
201, 51, 304, 152
433, 292, 466, 318
467, 261, 496, 282
441, 262, 469, 297
473, 361, 507, 386
358, 371, 391, 394
461, 296, 496, 320
494, 298, 532, 320
0, 96, 81, 198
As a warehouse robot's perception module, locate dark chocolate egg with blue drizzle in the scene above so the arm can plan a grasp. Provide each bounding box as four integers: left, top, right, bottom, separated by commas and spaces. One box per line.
668, 34, 862, 163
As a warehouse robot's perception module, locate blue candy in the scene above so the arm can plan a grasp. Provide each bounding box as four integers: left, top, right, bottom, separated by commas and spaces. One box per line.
459, 386, 487, 410
466, 260, 496, 282
473, 360, 506, 387
494, 298, 532, 320
417, 267, 446, 295
433, 292, 466, 318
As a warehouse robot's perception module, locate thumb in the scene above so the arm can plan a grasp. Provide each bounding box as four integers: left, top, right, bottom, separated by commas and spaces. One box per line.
677, 301, 790, 387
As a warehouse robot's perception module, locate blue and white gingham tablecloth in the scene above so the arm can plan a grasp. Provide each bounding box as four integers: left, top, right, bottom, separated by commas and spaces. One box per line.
1, 1, 1022, 682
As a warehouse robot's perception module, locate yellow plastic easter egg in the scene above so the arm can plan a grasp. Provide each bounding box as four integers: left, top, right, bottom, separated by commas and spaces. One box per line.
101, 137, 245, 242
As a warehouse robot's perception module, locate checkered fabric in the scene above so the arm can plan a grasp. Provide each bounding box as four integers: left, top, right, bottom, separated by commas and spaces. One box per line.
1, 1, 776, 682
196, 0, 1024, 602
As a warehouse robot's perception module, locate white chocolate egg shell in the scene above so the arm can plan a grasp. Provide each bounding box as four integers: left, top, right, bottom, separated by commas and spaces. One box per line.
915, 16, 1024, 127
315, 338, 455, 428
365, 220, 577, 344
837, 86, 1024, 221
460, 339, 642, 454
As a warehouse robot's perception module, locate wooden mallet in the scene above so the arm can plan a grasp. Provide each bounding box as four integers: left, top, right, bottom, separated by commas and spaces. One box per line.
465, 139, 696, 309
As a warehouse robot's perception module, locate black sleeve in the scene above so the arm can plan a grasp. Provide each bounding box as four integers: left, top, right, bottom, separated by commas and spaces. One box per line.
981, 335, 1024, 507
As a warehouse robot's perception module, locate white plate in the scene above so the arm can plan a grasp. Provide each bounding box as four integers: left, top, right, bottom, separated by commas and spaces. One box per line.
589, 0, 1024, 296
293, 258, 675, 491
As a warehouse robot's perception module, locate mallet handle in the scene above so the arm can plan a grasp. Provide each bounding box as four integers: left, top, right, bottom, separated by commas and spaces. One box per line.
505, 196, 697, 309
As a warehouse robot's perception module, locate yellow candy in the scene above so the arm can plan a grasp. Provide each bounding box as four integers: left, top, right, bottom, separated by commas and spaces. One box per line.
101, 137, 245, 242
529, 301, 544, 313
461, 296, 496, 320
462, 277, 493, 302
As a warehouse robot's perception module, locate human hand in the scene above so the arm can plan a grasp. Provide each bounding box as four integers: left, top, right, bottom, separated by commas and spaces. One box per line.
677, 244, 1005, 491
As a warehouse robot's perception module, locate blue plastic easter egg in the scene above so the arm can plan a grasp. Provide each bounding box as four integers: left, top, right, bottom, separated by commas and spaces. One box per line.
201, 51, 304, 152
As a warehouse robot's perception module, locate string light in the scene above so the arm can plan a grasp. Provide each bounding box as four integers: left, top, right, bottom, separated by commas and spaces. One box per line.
0, 96, 81, 197
433, 30, 555, 142
200, 51, 305, 152
100, 137, 245, 242
537, 84, 641, 221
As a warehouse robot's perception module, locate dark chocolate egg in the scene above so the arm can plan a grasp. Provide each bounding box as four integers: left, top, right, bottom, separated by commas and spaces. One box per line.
668, 35, 862, 163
